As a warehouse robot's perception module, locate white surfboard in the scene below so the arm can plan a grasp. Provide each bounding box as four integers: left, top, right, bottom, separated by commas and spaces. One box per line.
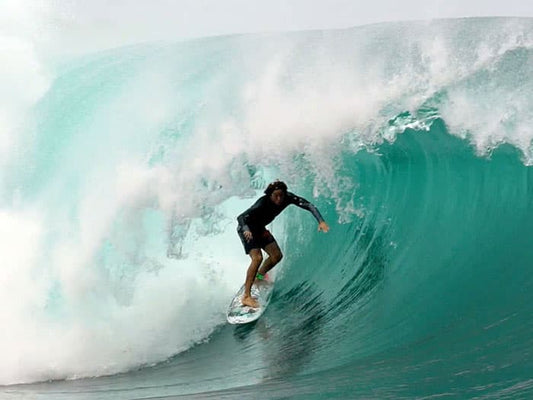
226, 279, 274, 324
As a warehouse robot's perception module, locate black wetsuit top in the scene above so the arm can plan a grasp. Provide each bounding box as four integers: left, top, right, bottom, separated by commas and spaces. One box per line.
237, 192, 324, 233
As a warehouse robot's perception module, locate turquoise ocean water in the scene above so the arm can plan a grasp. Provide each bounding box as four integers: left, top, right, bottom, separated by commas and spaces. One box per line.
1, 17, 533, 399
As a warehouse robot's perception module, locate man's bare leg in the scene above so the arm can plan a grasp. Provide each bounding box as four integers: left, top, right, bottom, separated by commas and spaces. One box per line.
257, 242, 283, 278
242, 249, 262, 308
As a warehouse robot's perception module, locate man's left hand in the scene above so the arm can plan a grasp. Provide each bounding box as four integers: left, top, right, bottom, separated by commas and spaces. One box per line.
318, 221, 330, 233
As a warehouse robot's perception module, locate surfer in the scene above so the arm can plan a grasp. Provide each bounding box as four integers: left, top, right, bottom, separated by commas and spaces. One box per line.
237, 180, 329, 308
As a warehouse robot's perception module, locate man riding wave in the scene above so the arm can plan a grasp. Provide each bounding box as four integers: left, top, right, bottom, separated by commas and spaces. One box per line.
237, 180, 329, 308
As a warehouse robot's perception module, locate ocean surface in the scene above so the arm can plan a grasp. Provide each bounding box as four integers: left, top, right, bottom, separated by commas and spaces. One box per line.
1, 17, 533, 399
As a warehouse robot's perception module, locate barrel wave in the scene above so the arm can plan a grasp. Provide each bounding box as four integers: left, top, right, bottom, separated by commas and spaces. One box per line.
2, 17, 533, 399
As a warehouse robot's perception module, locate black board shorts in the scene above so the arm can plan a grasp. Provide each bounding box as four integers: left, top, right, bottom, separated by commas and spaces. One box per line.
237, 227, 276, 254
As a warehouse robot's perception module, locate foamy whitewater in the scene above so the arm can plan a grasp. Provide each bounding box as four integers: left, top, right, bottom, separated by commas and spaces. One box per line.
1, 15, 533, 399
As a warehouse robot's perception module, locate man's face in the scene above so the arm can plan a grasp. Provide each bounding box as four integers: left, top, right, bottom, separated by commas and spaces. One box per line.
270, 189, 285, 206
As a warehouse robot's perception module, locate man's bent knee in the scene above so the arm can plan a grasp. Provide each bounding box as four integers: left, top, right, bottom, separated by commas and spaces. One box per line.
272, 251, 283, 265
250, 251, 263, 264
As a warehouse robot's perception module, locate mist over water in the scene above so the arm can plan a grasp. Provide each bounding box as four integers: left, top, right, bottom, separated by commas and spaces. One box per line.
1, 13, 533, 398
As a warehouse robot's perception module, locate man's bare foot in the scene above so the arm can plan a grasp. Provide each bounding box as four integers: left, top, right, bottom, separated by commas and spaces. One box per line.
242, 294, 259, 308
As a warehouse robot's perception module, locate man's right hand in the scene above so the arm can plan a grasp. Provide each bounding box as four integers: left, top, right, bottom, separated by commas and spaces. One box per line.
244, 231, 253, 242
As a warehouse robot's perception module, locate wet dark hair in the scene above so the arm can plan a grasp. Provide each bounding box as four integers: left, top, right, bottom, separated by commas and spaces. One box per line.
264, 180, 288, 196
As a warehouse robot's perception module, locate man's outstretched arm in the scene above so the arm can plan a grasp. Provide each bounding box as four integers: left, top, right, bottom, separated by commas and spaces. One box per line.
288, 192, 330, 232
